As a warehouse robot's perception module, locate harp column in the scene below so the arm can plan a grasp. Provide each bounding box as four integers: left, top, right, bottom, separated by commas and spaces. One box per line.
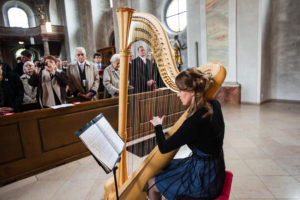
116, 7, 135, 185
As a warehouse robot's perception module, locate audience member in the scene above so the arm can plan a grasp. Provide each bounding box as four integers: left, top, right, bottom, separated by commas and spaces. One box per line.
147, 52, 165, 89
14, 50, 32, 77
103, 54, 120, 97
55, 56, 62, 70
62, 60, 68, 72
94, 53, 106, 72
0, 62, 24, 114
67, 47, 99, 101
16, 56, 21, 63
29, 55, 68, 108
129, 51, 133, 64
34, 60, 40, 68
35, 59, 45, 74
130, 46, 158, 93
20, 61, 37, 103
40, 56, 45, 64
93, 53, 106, 94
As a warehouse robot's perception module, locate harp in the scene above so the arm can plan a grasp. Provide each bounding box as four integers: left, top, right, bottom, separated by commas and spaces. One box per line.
104, 7, 226, 200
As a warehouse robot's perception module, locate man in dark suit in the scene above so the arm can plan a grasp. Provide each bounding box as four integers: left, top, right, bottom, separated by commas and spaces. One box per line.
130, 46, 160, 93
14, 50, 32, 77
93, 53, 106, 94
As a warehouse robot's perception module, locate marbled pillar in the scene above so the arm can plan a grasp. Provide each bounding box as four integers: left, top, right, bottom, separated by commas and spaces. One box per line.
111, 0, 130, 53
78, 0, 95, 61
64, 0, 95, 61
263, 0, 300, 101
91, 0, 113, 50
43, 40, 50, 56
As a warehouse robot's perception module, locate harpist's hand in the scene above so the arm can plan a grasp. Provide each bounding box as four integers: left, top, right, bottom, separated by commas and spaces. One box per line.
150, 115, 165, 126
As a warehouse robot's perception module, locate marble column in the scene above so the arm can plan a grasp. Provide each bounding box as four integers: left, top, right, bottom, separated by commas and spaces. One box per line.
78, 0, 95, 61
63, 0, 95, 61
112, 0, 131, 53
43, 40, 50, 56
266, 0, 300, 101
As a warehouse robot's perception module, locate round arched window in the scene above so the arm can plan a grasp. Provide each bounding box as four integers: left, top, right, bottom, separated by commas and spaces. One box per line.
15, 48, 35, 61
8, 7, 29, 28
15, 48, 26, 58
165, 0, 187, 32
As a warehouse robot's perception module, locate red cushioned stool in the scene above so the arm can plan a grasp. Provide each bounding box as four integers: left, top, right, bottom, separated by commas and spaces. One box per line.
178, 170, 233, 200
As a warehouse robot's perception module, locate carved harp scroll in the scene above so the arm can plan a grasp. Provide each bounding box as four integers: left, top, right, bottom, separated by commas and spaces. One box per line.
104, 7, 226, 200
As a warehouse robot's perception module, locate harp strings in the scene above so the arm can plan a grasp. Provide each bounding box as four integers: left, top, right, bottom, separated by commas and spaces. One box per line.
124, 15, 184, 176
125, 18, 173, 174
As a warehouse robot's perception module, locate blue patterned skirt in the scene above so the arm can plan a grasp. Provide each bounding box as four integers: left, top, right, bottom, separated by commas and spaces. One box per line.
155, 148, 225, 200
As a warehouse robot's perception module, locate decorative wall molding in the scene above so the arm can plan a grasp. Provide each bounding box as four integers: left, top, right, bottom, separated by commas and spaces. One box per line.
0, 24, 65, 41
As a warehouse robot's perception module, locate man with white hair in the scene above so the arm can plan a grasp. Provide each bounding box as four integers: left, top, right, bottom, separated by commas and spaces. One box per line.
67, 47, 99, 101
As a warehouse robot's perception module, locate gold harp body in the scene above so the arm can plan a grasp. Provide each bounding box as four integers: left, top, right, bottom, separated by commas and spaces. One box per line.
104, 7, 226, 200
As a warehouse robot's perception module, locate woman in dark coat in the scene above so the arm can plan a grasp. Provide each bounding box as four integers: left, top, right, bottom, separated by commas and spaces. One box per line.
148, 67, 225, 200
0, 62, 24, 114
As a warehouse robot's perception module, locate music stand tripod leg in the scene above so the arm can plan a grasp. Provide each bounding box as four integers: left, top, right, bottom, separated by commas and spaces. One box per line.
113, 166, 119, 200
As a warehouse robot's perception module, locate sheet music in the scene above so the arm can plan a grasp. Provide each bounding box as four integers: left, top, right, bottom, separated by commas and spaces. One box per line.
50, 104, 74, 109
94, 116, 125, 155
79, 124, 119, 171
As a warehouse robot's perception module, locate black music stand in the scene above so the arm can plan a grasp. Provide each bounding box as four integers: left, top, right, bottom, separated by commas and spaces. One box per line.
92, 155, 120, 200
112, 165, 120, 200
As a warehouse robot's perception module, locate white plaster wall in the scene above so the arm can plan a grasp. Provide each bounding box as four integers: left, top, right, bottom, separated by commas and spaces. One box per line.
237, 0, 260, 103
227, 0, 237, 82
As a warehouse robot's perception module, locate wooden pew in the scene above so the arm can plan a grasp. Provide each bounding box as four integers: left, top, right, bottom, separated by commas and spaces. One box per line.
0, 89, 185, 186
0, 98, 119, 186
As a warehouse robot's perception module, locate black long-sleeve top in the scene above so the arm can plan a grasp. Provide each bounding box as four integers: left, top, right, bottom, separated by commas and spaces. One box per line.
155, 100, 225, 156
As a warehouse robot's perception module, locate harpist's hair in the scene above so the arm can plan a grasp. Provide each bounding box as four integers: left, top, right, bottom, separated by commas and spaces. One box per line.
175, 67, 214, 118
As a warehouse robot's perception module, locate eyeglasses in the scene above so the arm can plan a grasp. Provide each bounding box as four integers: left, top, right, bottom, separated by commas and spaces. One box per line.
76, 53, 85, 56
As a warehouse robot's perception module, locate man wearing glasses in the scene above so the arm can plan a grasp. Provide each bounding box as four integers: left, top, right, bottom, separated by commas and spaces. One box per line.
67, 47, 99, 101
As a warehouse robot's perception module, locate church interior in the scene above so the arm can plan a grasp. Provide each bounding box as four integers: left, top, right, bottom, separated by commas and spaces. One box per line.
1, 0, 300, 199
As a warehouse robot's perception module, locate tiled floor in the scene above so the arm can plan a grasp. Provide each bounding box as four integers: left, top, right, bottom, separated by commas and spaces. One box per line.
1, 101, 300, 200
